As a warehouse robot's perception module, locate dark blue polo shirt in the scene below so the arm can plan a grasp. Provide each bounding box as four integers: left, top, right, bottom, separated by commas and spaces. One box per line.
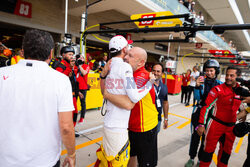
154, 80, 168, 121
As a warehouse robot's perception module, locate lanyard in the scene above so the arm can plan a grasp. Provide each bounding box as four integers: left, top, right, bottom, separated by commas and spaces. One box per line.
154, 84, 161, 99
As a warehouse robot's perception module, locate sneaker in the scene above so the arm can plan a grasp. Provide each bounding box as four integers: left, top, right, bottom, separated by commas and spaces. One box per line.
75, 131, 80, 137
78, 118, 84, 124
185, 159, 194, 167
185, 103, 190, 106
196, 161, 200, 167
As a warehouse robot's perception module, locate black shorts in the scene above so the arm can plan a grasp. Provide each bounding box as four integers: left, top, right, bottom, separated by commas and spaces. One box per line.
129, 125, 158, 167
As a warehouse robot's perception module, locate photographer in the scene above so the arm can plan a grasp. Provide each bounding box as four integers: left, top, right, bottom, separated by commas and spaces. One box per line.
185, 59, 222, 167
74, 54, 90, 124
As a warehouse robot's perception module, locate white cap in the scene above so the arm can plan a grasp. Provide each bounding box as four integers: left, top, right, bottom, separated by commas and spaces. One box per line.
109, 35, 133, 53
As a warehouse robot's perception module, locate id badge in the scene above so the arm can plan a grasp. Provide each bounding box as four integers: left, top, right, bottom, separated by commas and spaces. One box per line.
156, 99, 161, 108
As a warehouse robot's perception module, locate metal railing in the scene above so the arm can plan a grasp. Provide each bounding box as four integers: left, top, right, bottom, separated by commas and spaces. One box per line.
148, 0, 237, 53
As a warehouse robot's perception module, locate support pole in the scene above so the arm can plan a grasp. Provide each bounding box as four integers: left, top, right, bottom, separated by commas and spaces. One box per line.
80, 13, 86, 56
64, 0, 68, 34
176, 43, 181, 74
168, 34, 173, 59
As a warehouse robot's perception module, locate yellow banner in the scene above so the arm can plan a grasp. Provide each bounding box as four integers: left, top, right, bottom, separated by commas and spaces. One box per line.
131, 11, 183, 28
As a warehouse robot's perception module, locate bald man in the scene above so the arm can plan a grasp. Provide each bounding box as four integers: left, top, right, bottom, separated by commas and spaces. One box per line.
102, 47, 159, 167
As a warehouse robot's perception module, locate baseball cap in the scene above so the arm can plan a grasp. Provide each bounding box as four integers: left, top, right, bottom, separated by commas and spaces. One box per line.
109, 35, 133, 53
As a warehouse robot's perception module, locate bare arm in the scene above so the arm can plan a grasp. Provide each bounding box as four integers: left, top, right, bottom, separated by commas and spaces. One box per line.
59, 111, 76, 167
78, 65, 88, 76
100, 77, 135, 110
163, 101, 169, 129
242, 96, 250, 103
103, 90, 135, 110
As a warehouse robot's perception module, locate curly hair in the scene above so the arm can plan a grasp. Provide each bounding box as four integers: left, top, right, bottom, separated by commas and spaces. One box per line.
22, 29, 54, 61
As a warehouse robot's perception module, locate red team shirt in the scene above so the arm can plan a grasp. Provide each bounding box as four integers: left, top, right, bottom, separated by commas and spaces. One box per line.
129, 67, 158, 132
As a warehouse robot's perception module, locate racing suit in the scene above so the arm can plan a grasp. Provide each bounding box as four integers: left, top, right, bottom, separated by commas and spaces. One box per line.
198, 83, 242, 167
189, 79, 222, 160
55, 59, 72, 76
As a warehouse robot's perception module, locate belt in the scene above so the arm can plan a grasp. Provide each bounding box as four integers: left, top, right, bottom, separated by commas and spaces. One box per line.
118, 140, 129, 156
211, 115, 235, 127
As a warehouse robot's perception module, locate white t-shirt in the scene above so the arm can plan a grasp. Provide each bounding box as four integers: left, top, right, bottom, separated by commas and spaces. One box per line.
104, 57, 152, 132
0, 60, 74, 167
190, 71, 200, 87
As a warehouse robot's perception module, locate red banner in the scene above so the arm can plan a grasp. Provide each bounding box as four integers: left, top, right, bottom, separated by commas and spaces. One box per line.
14, 0, 32, 18
208, 50, 235, 58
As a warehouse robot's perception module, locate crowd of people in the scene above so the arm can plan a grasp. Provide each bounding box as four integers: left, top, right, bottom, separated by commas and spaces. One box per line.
0, 28, 249, 167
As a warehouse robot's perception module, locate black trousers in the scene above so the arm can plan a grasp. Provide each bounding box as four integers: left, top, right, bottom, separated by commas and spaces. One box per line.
187, 86, 195, 105
181, 86, 189, 103
53, 159, 60, 167
189, 130, 204, 160
243, 134, 250, 167
79, 89, 87, 118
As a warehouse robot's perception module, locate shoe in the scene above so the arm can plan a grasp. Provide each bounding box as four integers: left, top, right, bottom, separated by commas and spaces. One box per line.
185, 103, 190, 106
75, 131, 80, 137
196, 160, 200, 167
185, 159, 194, 167
78, 118, 84, 124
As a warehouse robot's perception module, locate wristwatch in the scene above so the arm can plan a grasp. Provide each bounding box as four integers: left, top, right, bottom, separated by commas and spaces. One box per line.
100, 73, 107, 79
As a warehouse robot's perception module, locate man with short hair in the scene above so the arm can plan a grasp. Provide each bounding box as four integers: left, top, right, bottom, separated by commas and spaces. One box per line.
152, 63, 169, 133
56, 45, 74, 76
95, 36, 154, 167
99, 53, 108, 70
197, 66, 242, 167
0, 29, 76, 167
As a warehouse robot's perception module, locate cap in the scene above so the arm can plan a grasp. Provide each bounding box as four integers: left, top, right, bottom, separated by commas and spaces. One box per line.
109, 35, 133, 53
192, 2, 195, 4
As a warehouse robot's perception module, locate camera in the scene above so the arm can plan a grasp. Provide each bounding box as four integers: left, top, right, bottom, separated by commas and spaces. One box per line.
75, 54, 83, 66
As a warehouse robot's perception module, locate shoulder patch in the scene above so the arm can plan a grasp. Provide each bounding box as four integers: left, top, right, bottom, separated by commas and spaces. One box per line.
215, 86, 221, 92
209, 90, 216, 97
125, 70, 132, 77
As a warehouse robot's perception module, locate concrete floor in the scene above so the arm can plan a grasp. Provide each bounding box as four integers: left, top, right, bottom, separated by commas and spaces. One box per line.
61, 94, 248, 167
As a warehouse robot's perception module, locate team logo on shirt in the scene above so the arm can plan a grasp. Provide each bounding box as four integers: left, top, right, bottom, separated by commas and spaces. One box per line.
3, 75, 9, 80
125, 70, 132, 77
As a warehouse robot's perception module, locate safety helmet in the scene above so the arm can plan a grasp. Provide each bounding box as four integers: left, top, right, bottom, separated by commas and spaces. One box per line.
203, 59, 220, 75
3, 49, 12, 57
60, 46, 75, 55
233, 122, 249, 137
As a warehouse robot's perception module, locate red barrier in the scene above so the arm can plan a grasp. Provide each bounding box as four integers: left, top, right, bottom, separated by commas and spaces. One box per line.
162, 75, 182, 94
